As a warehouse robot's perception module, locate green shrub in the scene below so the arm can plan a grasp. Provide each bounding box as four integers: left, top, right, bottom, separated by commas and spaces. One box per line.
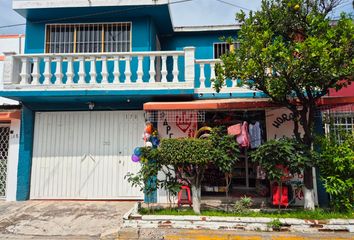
317, 133, 354, 212
234, 196, 253, 213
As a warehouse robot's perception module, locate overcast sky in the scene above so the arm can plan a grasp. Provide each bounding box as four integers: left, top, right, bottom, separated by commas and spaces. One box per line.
0, 0, 353, 34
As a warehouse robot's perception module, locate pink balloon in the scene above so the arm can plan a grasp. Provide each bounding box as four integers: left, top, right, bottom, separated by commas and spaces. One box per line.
131, 154, 140, 162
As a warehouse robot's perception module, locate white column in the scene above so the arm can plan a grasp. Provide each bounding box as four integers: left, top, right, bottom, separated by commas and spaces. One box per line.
149, 56, 156, 83
2, 52, 17, 86
199, 63, 206, 89
210, 62, 216, 80
136, 56, 143, 84
101, 56, 108, 84
78, 56, 86, 84
43, 57, 52, 85
31, 57, 40, 85
89, 57, 97, 84
19, 57, 30, 85
124, 56, 132, 83
161, 55, 167, 83
54, 57, 63, 84
184, 47, 195, 87
66, 57, 74, 84
113, 56, 120, 83
172, 55, 179, 83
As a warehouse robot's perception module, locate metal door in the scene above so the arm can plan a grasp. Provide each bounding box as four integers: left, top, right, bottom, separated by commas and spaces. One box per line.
0, 125, 10, 198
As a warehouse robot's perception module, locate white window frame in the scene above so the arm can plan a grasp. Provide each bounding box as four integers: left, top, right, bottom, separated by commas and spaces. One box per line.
44, 22, 132, 54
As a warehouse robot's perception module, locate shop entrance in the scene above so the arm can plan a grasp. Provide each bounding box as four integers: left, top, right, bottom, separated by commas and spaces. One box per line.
200, 110, 270, 200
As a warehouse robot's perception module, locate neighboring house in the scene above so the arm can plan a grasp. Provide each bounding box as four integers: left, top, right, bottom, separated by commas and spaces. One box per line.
1, 0, 351, 205
0, 34, 24, 201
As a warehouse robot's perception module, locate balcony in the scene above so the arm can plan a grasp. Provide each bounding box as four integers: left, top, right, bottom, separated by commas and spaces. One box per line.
2, 48, 256, 97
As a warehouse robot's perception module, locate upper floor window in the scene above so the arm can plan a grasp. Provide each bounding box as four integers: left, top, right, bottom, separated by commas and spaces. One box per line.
45, 23, 131, 53
213, 42, 240, 59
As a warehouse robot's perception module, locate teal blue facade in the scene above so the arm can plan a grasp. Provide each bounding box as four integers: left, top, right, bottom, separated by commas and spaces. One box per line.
6, 3, 268, 202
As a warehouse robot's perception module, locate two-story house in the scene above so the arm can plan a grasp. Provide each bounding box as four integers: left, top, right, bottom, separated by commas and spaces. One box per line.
5, 0, 348, 205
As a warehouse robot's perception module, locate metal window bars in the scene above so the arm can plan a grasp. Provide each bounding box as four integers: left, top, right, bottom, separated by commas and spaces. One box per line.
45, 23, 131, 54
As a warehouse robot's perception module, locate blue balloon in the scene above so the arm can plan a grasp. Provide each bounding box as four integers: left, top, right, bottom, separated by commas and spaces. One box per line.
151, 137, 160, 146
134, 147, 142, 157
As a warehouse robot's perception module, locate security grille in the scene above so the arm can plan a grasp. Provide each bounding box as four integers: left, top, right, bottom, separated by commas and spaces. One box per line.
0, 126, 10, 198
45, 23, 131, 53
321, 104, 354, 140
213, 42, 240, 59
145, 110, 205, 123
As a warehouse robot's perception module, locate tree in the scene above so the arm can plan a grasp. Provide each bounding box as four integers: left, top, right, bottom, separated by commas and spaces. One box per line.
214, 0, 354, 210
127, 128, 239, 215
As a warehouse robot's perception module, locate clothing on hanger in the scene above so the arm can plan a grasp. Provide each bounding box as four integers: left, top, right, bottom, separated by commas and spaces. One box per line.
249, 121, 262, 148
237, 121, 250, 148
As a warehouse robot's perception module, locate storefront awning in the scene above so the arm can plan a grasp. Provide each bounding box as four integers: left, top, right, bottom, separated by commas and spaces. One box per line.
143, 98, 276, 111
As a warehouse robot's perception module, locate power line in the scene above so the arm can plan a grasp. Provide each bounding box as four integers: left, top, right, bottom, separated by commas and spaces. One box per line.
214, 0, 252, 11
0, 0, 193, 29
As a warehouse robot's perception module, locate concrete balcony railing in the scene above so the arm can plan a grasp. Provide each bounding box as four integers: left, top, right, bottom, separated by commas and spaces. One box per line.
2, 47, 195, 91
195, 59, 255, 94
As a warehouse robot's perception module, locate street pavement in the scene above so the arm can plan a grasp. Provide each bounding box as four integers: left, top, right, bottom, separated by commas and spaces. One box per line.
0, 200, 135, 239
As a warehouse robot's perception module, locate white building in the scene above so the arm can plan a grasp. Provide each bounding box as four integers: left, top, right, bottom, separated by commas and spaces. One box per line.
0, 34, 24, 201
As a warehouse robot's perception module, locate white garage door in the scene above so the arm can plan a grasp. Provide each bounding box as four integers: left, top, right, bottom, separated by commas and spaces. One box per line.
30, 111, 145, 200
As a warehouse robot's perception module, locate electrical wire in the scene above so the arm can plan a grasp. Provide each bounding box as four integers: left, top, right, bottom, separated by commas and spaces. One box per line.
0, 0, 194, 29
214, 0, 252, 11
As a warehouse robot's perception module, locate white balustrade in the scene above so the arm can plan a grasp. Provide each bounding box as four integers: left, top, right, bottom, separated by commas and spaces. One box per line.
101, 56, 108, 84
161, 55, 168, 83
19, 57, 29, 85
136, 56, 143, 83
124, 56, 132, 83
195, 59, 222, 90
31, 57, 40, 85
77, 57, 86, 84
113, 56, 120, 83
54, 57, 63, 84
5, 49, 196, 89
172, 55, 179, 83
43, 57, 52, 84
89, 57, 97, 83
149, 56, 156, 83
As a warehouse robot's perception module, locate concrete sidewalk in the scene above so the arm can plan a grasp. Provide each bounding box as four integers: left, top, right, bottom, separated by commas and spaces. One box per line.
0, 200, 135, 239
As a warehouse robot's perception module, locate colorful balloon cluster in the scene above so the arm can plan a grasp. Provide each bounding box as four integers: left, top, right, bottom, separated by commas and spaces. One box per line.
131, 122, 160, 163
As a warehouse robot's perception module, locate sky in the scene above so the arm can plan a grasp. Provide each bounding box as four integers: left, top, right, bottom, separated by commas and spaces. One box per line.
0, 0, 353, 34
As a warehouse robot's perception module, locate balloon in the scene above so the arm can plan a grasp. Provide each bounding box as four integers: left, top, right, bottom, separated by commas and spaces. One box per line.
145, 141, 153, 148
134, 147, 142, 157
144, 133, 151, 142
131, 154, 140, 163
151, 137, 160, 146
145, 123, 153, 134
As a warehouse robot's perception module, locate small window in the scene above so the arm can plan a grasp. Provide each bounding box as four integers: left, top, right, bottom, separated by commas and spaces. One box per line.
45, 23, 131, 53
213, 42, 240, 59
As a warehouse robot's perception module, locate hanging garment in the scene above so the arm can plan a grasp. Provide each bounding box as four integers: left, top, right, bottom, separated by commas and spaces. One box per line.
237, 121, 250, 148
249, 121, 262, 149
227, 123, 242, 136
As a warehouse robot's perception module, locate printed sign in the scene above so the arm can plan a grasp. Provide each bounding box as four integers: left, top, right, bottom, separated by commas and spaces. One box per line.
265, 108, 305, 141
266, 108, 307, 206
158, 111, 198, 139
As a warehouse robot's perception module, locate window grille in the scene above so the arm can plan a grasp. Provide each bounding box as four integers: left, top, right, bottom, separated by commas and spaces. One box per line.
145, 110, 206, 123
45, 23, 131, 53
321, 104, 354, 141
213, 42, 240, 59
0, 126, 10, 198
